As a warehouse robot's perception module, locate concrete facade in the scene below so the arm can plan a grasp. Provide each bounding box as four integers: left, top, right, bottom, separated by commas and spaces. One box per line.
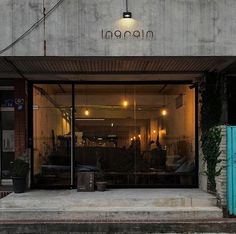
1, 0, 236, 57
0, 1, 235, 214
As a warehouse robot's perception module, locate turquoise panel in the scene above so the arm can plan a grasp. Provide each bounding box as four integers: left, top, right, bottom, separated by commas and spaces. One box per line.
227, 126, 236, 215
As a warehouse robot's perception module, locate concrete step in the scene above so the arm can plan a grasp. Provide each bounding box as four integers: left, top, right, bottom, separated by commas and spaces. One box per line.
0, 207, 223, 221
1, 219, 235, 234
0, 189, 223, 221
56, 197, 217, 208
0, 197, 217, 208
0, 189, 218, 208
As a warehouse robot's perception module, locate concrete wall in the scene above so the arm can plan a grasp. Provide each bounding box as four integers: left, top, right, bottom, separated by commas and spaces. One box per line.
1, 0, 236, 56
216, 125, 227, 207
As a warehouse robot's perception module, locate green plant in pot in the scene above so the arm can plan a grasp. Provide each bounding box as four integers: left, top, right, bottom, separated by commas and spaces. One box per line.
11, 158, 29, 193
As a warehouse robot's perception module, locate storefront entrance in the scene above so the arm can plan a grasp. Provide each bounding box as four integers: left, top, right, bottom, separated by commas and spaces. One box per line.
30, 82, 198, 189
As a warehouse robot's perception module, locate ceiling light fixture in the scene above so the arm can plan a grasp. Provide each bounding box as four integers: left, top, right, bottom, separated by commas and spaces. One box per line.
123, 0, 132, 18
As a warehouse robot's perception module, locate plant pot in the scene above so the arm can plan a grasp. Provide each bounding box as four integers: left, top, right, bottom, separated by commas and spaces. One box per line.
12, 177, 26, 193
96, 181, 107, 191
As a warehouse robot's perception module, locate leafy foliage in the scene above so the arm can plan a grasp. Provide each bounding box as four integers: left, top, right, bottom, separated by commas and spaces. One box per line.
202, 127, 222, 192
11, 159, 29, 177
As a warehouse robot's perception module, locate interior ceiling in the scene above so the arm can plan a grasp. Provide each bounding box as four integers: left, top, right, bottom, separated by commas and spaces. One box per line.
48, 84, 188, 95
0, 56, 235, 81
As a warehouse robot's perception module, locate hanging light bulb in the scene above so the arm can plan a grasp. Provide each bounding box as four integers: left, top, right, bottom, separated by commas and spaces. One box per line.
84, 109, 90, 116
161, 109, 167, 116
84, 85, 90, 117
122, 100, 128, 107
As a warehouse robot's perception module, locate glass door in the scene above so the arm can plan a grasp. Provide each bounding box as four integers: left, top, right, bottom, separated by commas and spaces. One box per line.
32, 84, 73, 188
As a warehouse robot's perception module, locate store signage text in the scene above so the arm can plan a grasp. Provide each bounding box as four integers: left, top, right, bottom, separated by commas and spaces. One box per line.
101, 29, 154, 40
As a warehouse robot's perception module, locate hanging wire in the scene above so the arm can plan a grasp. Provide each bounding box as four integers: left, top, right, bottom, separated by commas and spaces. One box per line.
0, 0, 66, 55
126, 0, 129, 12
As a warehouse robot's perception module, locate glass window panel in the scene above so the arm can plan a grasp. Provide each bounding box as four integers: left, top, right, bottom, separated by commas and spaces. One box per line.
75, 85, 136, 186
31, 83, 196, 188
33, 84, 72, 188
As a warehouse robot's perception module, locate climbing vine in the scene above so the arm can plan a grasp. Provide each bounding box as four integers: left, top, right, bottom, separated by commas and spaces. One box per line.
201, 127, 222, 192
200, 72, 223, 192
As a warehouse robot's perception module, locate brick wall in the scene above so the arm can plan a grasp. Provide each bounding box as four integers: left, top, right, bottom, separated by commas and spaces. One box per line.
14, 79, 27, 158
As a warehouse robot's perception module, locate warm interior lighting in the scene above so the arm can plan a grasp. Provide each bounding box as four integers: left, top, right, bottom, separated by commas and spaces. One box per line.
122, 100, 128, 107
161, 109, 167, 116
160, 129, 167, 136
84, 109, 90, 116
130, 137, 133, 141
138, 134, 141, 139
153, 130, 156, 134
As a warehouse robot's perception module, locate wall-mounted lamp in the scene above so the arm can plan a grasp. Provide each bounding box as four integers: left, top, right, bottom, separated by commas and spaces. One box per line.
123, 0, 132, 18
123, 11, 132, 18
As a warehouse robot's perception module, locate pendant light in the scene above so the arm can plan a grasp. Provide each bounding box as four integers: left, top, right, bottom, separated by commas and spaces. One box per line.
84, 85, 90, 116
122, 88, 129, 108
123, 0, 132, 18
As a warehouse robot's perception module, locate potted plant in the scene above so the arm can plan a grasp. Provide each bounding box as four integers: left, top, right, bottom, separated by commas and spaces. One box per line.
11, 158, 29, 193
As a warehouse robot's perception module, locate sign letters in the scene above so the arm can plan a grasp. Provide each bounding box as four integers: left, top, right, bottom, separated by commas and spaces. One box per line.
101, 29, 154, 40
